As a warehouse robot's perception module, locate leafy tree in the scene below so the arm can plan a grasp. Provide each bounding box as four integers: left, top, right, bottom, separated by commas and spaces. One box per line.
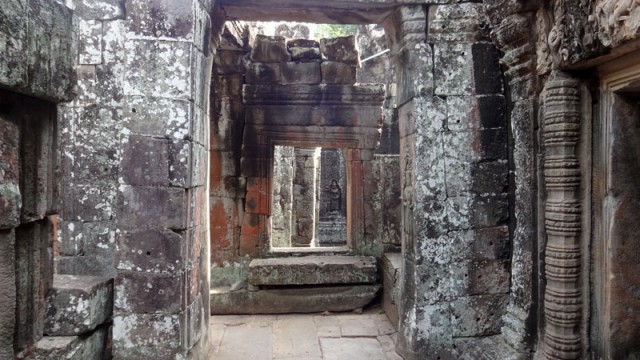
314, 24, 358, 39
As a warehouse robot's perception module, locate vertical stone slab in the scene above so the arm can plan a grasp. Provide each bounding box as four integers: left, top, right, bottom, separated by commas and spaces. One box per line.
291, 147, 318, 247
0, 229, 15, 360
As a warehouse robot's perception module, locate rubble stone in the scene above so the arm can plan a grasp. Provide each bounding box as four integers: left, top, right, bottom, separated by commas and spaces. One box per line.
320, 36, 359, 64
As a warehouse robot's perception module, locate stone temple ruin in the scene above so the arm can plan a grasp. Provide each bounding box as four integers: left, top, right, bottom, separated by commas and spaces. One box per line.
1, 0, 640, 359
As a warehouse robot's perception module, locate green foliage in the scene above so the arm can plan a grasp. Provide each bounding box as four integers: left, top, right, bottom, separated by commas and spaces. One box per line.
314, 24, 358, 39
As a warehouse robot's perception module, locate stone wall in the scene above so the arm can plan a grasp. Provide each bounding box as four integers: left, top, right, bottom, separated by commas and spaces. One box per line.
0, 0, 74, 358
54, 0, 220, 358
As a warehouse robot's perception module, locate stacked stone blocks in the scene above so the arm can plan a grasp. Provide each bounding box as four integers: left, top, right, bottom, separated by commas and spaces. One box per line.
388, 4, 511, 359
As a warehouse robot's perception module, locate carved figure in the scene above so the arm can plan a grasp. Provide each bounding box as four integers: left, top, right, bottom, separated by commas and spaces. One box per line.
326, 179, 341, 213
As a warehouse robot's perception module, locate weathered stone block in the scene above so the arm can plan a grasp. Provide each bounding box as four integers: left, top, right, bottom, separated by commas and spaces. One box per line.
66, 184, 117, 222
320, 36, 358, 64
287, 39, 319, 48
472, 43, 503, 95
396, 43, 433, 105
114, 271, 184, 314
112, 313, 182, 359
321, 61, 356, 84
434, 43, 473, 95
0, 0, 28, 88
0, 116, 21, 229
124, 40, 192, 99
210, 285, 381, 314
127, 0, 194, 39
124, 96, 192, 139
29, 327, 108, 360
209, 196, 240, 252
169, 140, 191, 187
446, 195, 509, 231
56, 254, 116, 278
116, 228, 184, 273
122, 136, 169, 186
451, 295, 508, 337
382, 253, 401, 329
245, 62, 281, 84
444, 128, 508, 164
289, 47, 321, 61
78, 19, 102, 65
0, 229, 15, 359
427, 4, 490, 43
74, 0, 125, 20
117, 185, 187, 230
44, 275, 113, 336
281, 62, 321, 85
248, 256, 378, 286
447, 95, 506, 131
250, 35, 290, 63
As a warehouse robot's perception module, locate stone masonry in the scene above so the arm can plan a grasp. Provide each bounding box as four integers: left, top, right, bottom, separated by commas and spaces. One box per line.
2, 0, 640, 359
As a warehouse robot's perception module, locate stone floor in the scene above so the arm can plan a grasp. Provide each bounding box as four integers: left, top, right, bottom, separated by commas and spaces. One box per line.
208, 305, 402, 360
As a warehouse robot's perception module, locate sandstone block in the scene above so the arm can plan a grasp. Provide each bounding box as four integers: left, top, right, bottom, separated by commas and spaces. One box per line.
74, 0, 125, 20
56, 254, 116, 278
434, 43, 473, 95
44, 275, 113, 336
114, 271, 183, 314
210, 285, 381, 314
427, 4, 490, 43
0, 117, 20, 229
450, 295, 508, 337
472, 44, 503, 95
0, 230, 15, 359
248, 255, 378, 286
112, 313, 181, 359
245, 62, 281, 84
281, 62, 321, 85
287, 39, 319, 48
251, 35, 290, 63
289, 47, 321, 61
382, 253, 402, 328
124, 96, 191, 139
116, 228, 184, 273
29, 327, 108, 360
122, 135, 169, 186
320, 36, 358, 64
127, 0, 194, 39
321, 61, 356, 84
78, 20, 102, 65
116, 185, 187, 230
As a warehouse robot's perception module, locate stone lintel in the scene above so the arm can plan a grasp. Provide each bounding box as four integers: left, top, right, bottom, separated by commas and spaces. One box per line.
243, 84, 385, 106
248, 255, 378, 286
210, 284, 381, 314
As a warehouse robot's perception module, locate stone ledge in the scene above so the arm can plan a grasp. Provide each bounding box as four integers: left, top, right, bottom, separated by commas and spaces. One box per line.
26, 326, 108, 360
44, 275, 113, 336
211, 284, 381, 314
248, 255, 378, 286
243, 84, 385, 105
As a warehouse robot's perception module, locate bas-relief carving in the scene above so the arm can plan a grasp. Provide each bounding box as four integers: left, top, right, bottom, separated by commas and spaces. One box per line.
536, 0, 640, 73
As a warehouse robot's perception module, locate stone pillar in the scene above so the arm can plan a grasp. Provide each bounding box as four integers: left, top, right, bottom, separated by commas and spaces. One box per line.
271, 146, 294, 247
389, 4, 510, 358
291, 147, 318, 247
541, 73, 583, 359
490, 7, 539, 354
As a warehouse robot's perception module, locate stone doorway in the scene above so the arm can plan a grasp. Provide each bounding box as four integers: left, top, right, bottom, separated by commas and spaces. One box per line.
593, 55, 640, 359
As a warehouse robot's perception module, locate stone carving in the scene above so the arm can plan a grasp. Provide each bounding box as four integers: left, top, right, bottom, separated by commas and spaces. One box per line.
590, 0, 640, 46
326, 179, 342, 213
542, 73, 583, 360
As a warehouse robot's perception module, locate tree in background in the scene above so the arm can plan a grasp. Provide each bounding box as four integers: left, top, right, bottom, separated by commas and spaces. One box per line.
314, 24, 358, 39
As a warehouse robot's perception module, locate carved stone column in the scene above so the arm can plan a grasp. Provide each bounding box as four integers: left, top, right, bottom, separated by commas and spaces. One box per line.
541, 73, 582, 359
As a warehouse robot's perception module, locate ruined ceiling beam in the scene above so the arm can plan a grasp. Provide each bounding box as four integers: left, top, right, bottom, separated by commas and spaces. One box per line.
219, 0, 406, 24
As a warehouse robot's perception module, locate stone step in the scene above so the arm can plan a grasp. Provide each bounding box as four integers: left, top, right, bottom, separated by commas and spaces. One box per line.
44, 275, 113, 336
248, 255, 378, 286
210, 284, 381, 314
27, 327, 108, 360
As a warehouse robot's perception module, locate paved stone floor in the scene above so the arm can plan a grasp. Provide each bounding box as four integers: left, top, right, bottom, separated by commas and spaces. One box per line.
208, 306, 402, 360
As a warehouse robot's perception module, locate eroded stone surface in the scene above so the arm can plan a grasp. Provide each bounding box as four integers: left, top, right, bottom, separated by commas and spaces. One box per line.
248, 256, 378, 286
45, 275, 113, 336
211, 285, 381, 314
